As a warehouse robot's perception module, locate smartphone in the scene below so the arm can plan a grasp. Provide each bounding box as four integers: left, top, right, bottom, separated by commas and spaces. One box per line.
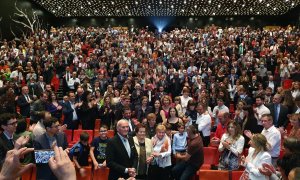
34, 150, 55, 164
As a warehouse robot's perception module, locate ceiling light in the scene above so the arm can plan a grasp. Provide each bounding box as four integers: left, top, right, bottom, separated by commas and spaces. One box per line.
159, 1, 162, 4
171, 5, 174, 8
80, 6, 83, 9
135, 1, 138, 5
184, 1, 187, 4
273, 7, 277, 10
111, 2, 114, 5
181, 9, 184, 12
194, 5, 197, 8
218, 4, 221, 8
87, 1, 91, 5
148, 5, 151, 8
267, 3, 270, 7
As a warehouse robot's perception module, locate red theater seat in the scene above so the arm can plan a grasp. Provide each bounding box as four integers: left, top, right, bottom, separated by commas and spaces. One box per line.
231, 171, 244, 180
73, 130, 93, 144
198, 170, 229, 180
93, 167, 109, 180
76, 166, 92, 180
95, 119, 101, 130
107, 130, 115, 138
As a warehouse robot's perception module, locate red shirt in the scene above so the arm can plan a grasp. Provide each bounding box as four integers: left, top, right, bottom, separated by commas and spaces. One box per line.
215, 123, 227, 139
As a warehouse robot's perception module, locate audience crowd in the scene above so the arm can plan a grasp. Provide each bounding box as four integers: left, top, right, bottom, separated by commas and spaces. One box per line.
0, 24, 300, 180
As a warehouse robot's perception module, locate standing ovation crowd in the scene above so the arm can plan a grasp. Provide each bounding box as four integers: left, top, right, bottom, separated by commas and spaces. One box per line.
0, 25, 300, 180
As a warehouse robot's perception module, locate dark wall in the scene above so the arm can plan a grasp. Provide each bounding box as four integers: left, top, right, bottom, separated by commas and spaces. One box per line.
0, 1, 299, 39
0, 0, 54, 40
51, 5, 300, 31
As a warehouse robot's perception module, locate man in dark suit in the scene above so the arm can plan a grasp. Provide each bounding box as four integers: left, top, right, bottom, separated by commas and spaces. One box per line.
0, 113, 17, 166
62, 92, 79, 130
106, 119, 138, 180
30, 92, 48, 124
34, 117, 68, 180
35, 76, 46, 98
267, 94, 289, 128
17, 86, 34, 118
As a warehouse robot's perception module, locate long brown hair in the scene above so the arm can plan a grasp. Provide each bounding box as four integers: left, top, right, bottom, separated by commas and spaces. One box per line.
226, 121, 242, 141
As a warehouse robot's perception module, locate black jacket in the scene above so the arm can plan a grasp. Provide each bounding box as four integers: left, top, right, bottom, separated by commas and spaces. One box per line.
106, 135, 138, 180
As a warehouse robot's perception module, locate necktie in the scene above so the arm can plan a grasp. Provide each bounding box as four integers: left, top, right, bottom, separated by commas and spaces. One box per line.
9, 139, 14, 148
274, 104, 279, 125
66, 73, 69, 81
123, 138, 131, 157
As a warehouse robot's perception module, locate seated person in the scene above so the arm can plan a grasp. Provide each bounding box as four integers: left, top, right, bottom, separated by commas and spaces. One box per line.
70, 132, 90, 177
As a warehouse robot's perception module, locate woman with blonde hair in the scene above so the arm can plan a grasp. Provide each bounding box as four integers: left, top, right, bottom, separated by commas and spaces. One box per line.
218, 121, 245, 170
240, 134, 271, 180
148, 124, 172, 180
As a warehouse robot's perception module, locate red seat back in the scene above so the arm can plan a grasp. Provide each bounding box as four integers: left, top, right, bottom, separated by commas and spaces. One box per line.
203, 147, 219, 165
93, 167, 109, 180
95, 119, 101, 130
231, 171, 244, 180
198, 170, 229, 179
107, 130, 115, 138
76, 166, 92, 180
73, 130, 93, 144
64, 129, 73, 143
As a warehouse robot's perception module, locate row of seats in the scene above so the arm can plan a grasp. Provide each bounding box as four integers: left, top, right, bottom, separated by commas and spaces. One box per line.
64, 128, 115, 147
22, 166, 244, 180
22, 165, 109, 180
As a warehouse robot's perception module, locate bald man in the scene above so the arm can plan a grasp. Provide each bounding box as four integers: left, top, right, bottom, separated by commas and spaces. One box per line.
106, 120, 138, 180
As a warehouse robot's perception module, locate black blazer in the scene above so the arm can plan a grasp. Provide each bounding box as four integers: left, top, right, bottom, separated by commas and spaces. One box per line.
106, 135, 138, 180
62, 101, 75, 128
17, 94, 33, 117
34, 132, 68, 180
0, 133, 14, 166
267, 103, 289, 128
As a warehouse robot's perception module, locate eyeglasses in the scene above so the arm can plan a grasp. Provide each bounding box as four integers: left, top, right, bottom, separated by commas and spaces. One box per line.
51, 124, 60, 129
6, 121, 18, 126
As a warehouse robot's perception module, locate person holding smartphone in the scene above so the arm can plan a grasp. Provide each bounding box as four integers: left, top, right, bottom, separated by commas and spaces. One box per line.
33, 117, 68, 180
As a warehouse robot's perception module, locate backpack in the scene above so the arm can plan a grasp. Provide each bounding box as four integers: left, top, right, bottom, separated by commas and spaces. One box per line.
69, 142, 83, 160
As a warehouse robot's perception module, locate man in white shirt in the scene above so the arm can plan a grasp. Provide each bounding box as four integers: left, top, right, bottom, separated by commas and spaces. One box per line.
254, 96, 270, 126
212, 98, 229, 131
244, 114, 281, 166
196, 103, 211, 147
67, 72, 81, 91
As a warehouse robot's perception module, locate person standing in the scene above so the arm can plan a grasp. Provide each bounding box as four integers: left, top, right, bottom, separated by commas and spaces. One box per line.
148, 125, 172, 180
171, 125, 204, 180
0, 113, 18, 166
34, 117, 68, 180
17, 86, 34, 118
106, 119, 138, 180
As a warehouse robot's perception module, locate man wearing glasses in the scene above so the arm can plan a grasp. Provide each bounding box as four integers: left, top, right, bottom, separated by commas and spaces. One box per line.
0, 113, 18, 166
34, 117, 68, 180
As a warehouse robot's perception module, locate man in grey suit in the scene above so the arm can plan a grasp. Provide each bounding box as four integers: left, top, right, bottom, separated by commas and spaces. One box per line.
34, 117, 68, 180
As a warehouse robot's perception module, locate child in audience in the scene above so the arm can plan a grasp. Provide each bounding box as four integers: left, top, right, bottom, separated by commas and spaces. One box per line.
172, 123, 187, 162
71, 132, 90, 177
90, 125, 109, 170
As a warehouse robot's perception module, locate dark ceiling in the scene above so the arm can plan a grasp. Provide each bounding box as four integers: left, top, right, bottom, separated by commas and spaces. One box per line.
32, 0, 300, 17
